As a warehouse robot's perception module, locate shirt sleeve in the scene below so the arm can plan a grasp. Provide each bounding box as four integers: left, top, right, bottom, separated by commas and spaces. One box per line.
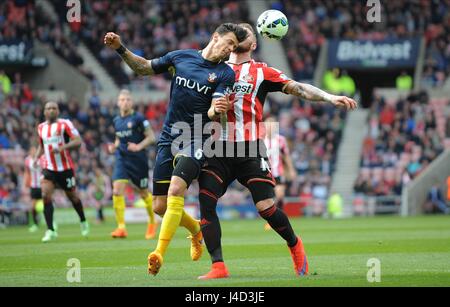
262, 66, 292, 93
137, 113, 151, 132
151, 50, 179, 74
63, 120, 80, 138
213, 68, 235, 99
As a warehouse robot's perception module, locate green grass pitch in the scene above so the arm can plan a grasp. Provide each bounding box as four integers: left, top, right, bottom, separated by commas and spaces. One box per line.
0, 213, 449, 286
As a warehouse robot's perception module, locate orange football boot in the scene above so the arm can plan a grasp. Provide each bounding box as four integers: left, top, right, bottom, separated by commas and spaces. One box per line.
198, 262, 230, 280
145, 223, 158, 240
111, 228, 128, 238
188, 228, 203, 261
148, 251, 163, 276
289, 236, 309, 276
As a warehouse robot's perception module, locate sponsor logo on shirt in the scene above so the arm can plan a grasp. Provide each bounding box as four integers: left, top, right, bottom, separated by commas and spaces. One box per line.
175, 76, 212, 95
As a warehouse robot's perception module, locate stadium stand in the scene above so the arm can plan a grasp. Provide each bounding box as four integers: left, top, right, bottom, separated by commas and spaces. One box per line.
48, 0, 252, 88
354, 91, 449, 214
278, 0, 450, 87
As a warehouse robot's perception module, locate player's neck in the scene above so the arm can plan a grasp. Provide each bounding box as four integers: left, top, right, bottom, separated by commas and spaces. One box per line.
47, 118, 58, 124
120, 109, 133, 117
228, 52, 252, 65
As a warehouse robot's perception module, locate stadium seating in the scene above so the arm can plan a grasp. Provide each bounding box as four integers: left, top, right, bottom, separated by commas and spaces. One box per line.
278, 0, 450, 86
48, 0, 251, 88
354, 91, 449, 213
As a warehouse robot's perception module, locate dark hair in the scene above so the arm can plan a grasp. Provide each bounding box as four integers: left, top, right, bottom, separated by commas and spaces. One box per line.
214, 23, 248, 43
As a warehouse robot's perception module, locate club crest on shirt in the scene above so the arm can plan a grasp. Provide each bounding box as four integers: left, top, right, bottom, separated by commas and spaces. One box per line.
208, 72, 217, 83
127, 122, 133, 129
242, 74, 254, 83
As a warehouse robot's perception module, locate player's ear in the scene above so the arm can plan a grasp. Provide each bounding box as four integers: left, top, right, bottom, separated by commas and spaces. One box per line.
212, 32, 219, 42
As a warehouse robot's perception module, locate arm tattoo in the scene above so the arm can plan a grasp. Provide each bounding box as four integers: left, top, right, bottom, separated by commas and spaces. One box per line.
120, 49, 154, 76
285, 81, 333, 103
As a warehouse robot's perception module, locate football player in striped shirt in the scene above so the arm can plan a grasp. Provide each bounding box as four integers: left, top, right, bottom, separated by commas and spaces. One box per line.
33, 101, 89, 242
197, 23, 357, 279
24, 146, 45, 233
263, 116, 297, 231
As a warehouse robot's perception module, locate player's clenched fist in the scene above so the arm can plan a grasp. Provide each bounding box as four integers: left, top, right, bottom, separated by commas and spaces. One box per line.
214, 95, 231, 114
104, 32, 122, 50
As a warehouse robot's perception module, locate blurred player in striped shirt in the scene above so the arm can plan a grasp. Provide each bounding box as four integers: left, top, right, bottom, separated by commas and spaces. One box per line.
263, 116, 297, 231
24, 146, 45, 233
33, 101, 89, 242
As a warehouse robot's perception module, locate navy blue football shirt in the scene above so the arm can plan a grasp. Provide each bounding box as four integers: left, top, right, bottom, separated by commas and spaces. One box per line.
113, 111, 150, 160
151, 49, 235, 146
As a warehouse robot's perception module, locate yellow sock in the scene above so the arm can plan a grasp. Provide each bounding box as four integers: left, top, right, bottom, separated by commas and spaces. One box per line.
179, 210, 200, 235
156, 196, 184, 256
143, 194, 155, 224
113, 195, 126, 229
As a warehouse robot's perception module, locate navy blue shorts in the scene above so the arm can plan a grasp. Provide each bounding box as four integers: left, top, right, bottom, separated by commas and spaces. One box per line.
153, 143, 205, 195
112, 157, 149, 189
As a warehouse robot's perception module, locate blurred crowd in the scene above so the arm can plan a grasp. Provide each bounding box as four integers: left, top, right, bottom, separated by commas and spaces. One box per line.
0, 0, 100, 87
354, 91, 450, 211
6, 0, 450, 87
4, 0, 450, 87
275, 0, 450, 86
48, 0, 250, 89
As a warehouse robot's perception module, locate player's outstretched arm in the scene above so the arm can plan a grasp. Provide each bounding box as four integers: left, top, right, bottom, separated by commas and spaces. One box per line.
283, 81, 357, 110
104, 32, 155, 76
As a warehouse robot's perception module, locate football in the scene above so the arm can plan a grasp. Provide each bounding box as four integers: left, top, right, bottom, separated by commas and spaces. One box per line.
256, 9, 289, 40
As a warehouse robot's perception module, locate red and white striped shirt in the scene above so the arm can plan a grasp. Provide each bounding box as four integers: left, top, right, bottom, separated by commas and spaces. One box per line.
38, 119, 79, 172
264, 134, 289, 178
25, 155, 45, 188
222, 60, 291, 142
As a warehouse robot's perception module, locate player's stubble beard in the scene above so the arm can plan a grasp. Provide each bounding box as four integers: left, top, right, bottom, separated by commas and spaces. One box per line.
234, 41, 252, 54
